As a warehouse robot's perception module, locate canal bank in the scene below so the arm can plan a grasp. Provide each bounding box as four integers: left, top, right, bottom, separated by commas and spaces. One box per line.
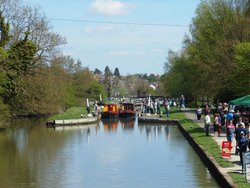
138, 110, 243, 188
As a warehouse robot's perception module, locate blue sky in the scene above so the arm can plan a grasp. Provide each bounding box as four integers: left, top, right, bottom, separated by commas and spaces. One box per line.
26, 0, 201, 75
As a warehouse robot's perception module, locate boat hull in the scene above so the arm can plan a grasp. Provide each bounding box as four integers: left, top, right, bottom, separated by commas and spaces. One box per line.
47, 117, 98, 128
101, 112, 119, 119
119, 111, 136, 119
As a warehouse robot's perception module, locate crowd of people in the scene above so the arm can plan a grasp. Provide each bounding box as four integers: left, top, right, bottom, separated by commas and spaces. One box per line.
197, 103, 250, 163
140, 95, 186, 117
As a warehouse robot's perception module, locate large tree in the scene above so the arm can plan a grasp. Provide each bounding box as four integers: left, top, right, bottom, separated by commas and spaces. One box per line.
163, 0, 250, 103
103, 66, 114, 99
114, 67, 120, 77
0, 0, 66, 64
232, 42, 250, 96
187, 0, 250, 100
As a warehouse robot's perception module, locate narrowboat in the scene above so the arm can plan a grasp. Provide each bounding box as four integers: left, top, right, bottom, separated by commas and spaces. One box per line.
119, 103, 136, 118
101, 103, 119, 119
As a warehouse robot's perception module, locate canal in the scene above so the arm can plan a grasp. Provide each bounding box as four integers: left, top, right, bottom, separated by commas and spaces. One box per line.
0, 118, 219, 188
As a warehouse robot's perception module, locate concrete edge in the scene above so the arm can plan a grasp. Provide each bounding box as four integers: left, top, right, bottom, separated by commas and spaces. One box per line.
138, 117, 178, 124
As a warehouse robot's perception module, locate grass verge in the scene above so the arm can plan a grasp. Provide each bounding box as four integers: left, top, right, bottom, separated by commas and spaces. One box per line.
229, 173, 249, 188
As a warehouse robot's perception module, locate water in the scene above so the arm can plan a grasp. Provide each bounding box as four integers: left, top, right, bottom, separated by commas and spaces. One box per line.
0, 118, 219, 188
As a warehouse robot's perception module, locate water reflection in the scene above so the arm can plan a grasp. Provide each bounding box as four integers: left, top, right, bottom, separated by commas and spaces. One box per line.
101, 118, 119, 132
0, 119, 219, 188
54, 124, 96, 145
139, 124, 166, 141
119, 118, 135, 131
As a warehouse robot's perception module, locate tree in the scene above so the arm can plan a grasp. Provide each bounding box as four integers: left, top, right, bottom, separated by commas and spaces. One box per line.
94, 68, 102, 75
142, 73, 148, 80
19, 66, 66, 115
0, 13, 10, 47
103, 66, 114, 99
232, 42, 250, 96
162, 50, 197, 100
124, 74, 150, 96
161, 0, 250, 101
1, 1, 66, 65
0, 0, 67, 116
8, 33, 37, 73
148, 74, 157, 83
104, 66, 112, 76
114, 67, 120, 77
0, 0, 109, 117
0, 32, 38, 111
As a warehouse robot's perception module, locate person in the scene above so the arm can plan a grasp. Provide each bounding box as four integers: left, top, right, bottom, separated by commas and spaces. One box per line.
246, 122, 250, 150
235, 123, 247, 155
94, 101, 98, 113
237, 131, 247, 163
86, 106, 90, 114
154, 100, 157, 115
233, 110, 241, 127
150, 101, 154, 114
180, 95, 185, 109
220, 111, 226, 127
226, 110, 234, 122
204, 104, 210, 116
213, 113, 221, 136
156, 99, 161, 114
164, 98, 169, 117
196, 106, 202, 120
246, 122, 250, 139
166, 103, 170, 118
204, 113, 211, 136
236, 117, 245, 128
173, 100, 177, 109
226, 120, 235, 143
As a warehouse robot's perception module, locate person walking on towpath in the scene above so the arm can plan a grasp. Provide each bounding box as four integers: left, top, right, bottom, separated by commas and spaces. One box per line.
196, 106, 202, 120
226, 120, 235, 143
179, 95, 185, 109
204, 113, 211, 136
213, 113, 221, 136
235, 123, 247, 155
237, 131, 247, 163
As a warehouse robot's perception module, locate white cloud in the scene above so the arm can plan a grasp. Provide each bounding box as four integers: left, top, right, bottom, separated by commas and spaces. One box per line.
91, 0, 132, 15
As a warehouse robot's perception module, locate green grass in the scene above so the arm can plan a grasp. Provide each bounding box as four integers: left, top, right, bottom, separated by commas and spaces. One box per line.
167, 109, 250, 187
230, 172, 249, 188
49, 107, 88, 120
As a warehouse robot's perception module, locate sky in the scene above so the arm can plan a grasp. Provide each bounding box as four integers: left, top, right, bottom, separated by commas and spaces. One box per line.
25, 0, 201, 75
